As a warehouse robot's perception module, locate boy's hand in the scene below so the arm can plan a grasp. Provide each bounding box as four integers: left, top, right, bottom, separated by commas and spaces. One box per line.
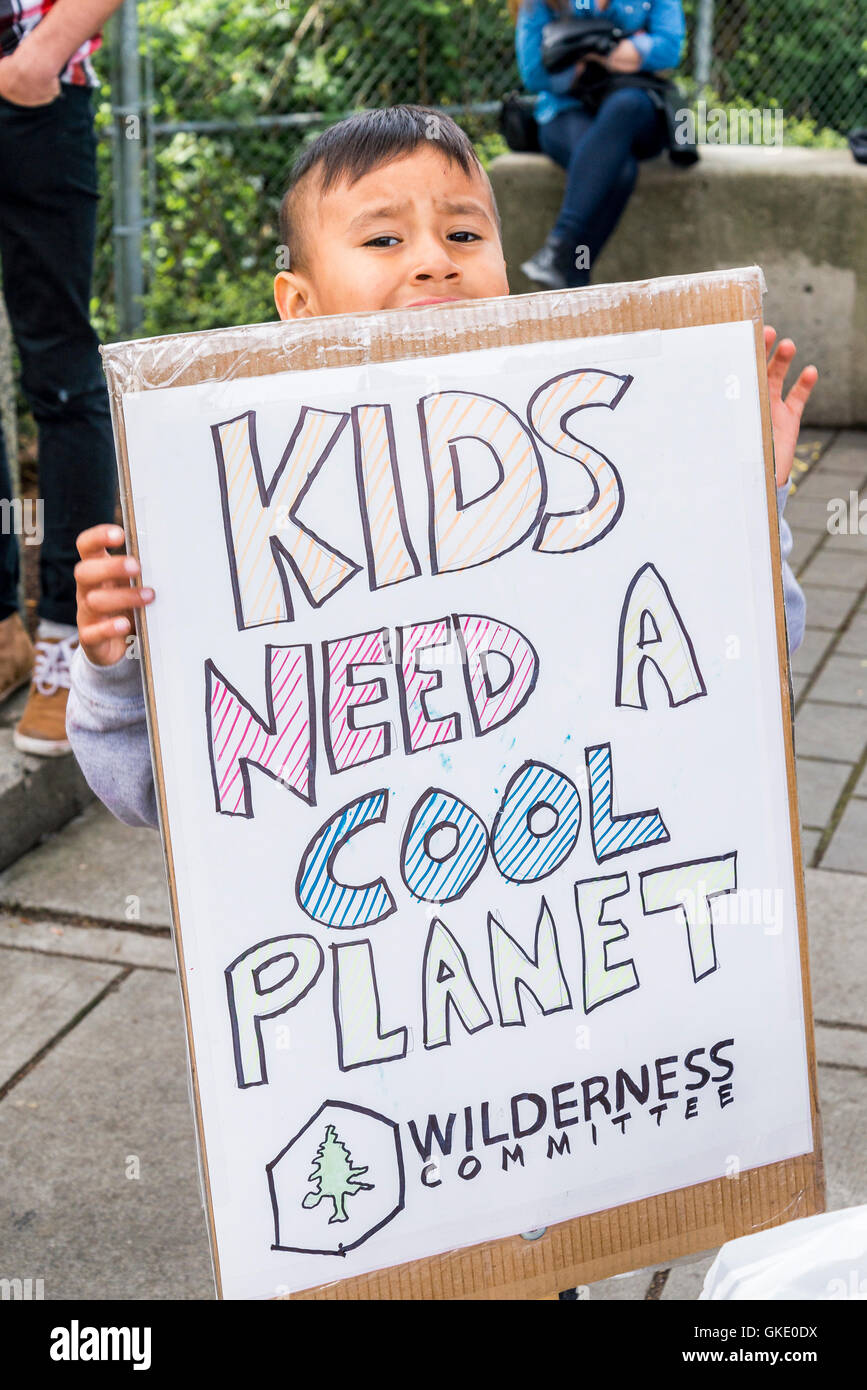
75, 524, 154, 667
765, 326, 818, 487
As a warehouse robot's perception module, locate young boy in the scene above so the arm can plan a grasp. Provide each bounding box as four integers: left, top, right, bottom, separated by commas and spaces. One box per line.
67, 104, 816, 828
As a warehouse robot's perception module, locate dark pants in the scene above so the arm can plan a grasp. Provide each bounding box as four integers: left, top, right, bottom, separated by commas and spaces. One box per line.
538, 87, 667, 286
0, 84, 117, 627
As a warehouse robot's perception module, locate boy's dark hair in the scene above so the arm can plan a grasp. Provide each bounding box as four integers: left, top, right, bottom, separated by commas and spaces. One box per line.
279, 104, 500, 275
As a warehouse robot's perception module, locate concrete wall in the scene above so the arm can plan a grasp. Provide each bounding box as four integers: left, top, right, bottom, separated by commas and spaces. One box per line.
490, 146, 867, 426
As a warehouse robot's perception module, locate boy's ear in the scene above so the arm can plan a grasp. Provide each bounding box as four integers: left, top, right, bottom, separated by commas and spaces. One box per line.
274, 270, 315, 320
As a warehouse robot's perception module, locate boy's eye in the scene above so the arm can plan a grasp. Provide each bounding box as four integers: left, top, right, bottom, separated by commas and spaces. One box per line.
362, 231, 483, 248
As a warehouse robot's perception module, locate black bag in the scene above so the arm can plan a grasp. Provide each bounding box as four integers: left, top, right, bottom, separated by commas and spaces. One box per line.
848, 128, 867, 164
541, 14, 624, 71
539, 13, 699, 167
499, 90, 541, 153
569, 68, 700, 167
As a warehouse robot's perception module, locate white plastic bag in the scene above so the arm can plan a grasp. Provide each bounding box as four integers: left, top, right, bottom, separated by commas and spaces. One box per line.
701, 1205, 867, 1300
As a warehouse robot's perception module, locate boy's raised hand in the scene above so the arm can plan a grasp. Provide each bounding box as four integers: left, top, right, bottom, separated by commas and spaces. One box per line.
75, 524, 154, 667
765, 326, 818, 488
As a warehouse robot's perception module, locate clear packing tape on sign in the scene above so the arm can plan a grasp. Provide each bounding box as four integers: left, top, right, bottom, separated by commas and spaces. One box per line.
100, 266, 823, 1300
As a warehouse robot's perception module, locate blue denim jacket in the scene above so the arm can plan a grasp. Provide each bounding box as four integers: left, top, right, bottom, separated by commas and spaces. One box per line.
516, 0, 685, 125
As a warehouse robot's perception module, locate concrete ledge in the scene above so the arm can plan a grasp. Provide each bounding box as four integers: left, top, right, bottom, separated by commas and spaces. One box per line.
0, 693, 94, 873
490, 146, 867, 425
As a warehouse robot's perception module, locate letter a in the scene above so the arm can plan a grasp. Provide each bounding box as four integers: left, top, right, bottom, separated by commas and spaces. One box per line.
423, 919, 492, 1048
616, 563, 706, 709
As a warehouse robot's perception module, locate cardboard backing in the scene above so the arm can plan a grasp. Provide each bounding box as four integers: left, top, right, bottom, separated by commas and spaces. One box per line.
101, 266, 823, 1300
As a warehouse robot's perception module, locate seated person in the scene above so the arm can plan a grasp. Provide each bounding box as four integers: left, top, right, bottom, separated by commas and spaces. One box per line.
514, 0, 686, 288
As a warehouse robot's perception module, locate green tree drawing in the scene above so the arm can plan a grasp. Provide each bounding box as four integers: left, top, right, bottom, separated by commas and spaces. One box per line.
302, 1123, 374, 1224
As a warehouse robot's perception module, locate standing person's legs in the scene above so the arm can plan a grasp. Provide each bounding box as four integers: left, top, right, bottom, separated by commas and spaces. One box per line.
0, 419, 19, 622
0, 86, 118, 750
0, 415, 35, 699
0, 87, 117, 627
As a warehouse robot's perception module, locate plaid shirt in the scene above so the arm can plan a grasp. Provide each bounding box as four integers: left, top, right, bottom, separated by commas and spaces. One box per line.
0, 0, 102, 87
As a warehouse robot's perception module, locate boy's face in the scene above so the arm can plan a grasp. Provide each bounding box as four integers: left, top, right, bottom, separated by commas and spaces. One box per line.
274, 144, 509, 320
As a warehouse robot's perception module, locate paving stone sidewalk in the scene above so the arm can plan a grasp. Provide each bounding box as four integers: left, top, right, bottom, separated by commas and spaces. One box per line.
788, 430, 867, 872
0, 430, 864, 1301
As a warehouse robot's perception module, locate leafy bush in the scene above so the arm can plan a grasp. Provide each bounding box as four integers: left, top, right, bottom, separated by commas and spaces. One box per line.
712, 0, 865, 131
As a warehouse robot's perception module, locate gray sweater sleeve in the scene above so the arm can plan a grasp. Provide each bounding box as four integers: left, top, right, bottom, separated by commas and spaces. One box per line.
66, 488, 806, 831
777, 481, 805, 655
66, 645, 159, 829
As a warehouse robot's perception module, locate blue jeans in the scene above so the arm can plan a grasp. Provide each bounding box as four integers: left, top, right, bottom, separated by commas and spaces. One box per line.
0, 85, 117, 627
538, 87, 666, 285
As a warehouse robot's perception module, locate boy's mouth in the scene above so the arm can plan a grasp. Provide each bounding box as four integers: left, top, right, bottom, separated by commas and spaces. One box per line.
405, 296, 462, 308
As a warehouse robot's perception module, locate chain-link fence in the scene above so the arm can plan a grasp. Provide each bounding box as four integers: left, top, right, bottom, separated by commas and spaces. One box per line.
702, 0, 865, 135
94, 0, 865, 340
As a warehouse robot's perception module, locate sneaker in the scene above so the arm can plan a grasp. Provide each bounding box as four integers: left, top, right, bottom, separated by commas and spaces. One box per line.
13, 632, 78, 757
0, 611, 35, 705
521, 234, 583, 291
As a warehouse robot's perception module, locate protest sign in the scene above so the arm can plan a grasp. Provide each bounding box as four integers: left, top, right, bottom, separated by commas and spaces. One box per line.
101, 267, 822, 1300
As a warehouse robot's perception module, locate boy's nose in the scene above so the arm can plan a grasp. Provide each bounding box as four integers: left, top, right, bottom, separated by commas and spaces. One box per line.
409, 238, 461, 284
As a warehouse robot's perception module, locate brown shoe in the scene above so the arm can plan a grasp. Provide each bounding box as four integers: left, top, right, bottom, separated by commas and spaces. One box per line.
0, 611, 35, 705
13, 633, 79, 757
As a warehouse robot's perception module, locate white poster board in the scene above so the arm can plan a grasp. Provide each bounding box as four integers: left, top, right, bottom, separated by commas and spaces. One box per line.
111, 288, 818, 1300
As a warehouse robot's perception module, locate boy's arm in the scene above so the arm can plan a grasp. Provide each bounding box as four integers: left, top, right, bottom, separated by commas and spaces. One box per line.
766, 328, 818, 487
777, 485, 805, 656
765, 326, 816, 657
67, 646, 159, 829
